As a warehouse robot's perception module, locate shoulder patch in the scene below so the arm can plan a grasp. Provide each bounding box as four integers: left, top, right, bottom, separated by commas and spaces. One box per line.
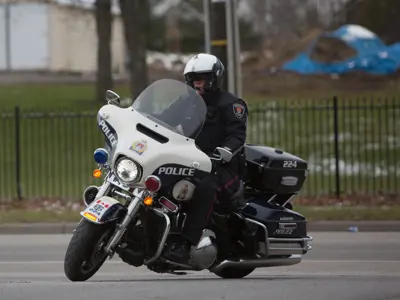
233, 102, 245, 119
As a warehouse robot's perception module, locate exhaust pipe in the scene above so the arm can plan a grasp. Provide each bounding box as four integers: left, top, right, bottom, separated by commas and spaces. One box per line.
210, 254, 302, 273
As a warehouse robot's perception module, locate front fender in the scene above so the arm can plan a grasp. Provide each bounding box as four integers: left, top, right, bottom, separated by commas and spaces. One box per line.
80, 196, 126, 224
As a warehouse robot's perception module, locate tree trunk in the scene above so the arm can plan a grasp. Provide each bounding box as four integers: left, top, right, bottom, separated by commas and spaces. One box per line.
119, 0, 149, 101
250, 0, 268, 53
95, 0, 113, 103
165, 5, 181, 53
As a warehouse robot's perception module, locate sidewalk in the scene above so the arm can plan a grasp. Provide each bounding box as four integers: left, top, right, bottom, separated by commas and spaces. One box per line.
0, 221, 399, 234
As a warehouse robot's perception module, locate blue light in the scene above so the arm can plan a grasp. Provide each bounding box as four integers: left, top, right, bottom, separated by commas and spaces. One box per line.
93, 148, 109, 164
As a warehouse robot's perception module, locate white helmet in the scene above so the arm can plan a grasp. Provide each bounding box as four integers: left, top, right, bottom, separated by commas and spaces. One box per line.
183, 53, 225, 92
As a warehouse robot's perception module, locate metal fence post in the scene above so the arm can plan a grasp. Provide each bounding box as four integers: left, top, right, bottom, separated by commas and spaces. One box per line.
333, 96, 340, 199
15, 106, 22, 200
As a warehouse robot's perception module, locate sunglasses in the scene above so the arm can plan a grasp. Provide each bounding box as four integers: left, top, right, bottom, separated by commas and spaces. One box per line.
187, 73, 211, 81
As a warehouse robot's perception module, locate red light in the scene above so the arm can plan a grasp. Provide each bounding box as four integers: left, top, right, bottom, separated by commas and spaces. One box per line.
159, 197, 178, 213
145, 176, 161, 192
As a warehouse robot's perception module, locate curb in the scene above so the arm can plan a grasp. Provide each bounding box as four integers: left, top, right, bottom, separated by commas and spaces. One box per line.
0, 221, 399, 234
308, 221, 400, 232
0, 222, 79, 235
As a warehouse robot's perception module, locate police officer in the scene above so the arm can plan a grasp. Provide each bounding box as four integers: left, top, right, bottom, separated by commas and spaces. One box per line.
162, 53, 248, 265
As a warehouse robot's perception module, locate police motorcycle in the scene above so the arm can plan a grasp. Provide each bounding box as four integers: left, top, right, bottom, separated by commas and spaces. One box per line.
63, 78, 313, 282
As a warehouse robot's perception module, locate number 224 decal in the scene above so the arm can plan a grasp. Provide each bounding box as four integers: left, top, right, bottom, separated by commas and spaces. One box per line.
283, 161, 297, 168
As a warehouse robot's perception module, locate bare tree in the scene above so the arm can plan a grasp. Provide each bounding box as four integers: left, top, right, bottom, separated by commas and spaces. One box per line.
249, 0, 268, 52
95, 0, 113, 103
119, 0, 150, 100
165, 4, 181, 53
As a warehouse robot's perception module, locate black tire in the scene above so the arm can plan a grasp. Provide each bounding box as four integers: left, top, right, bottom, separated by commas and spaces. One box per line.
64, 219, 114, 282
213, 267, 255, 279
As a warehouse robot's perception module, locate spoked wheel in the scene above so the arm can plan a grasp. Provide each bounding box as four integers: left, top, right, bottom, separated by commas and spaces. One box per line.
80, 230, 110, 274
64, 219, 115, 282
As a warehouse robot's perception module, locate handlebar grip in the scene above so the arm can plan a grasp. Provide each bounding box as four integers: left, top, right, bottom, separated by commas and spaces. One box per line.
209, 154, 224, 174
209, 153, 221, 160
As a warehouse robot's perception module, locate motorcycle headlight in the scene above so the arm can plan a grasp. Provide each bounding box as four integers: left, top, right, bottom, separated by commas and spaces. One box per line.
115, 158, 141, 184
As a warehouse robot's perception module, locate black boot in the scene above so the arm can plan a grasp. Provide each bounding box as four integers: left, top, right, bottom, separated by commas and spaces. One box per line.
162, 238, 192, 265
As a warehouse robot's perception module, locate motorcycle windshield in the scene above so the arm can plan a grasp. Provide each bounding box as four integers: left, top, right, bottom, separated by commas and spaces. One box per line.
131, 79, 207, 139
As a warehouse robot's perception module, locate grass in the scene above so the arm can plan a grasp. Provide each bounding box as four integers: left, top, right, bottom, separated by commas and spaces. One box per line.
0, 83, 131, 110
1, 82, 400, 200
1, 205, 400, 223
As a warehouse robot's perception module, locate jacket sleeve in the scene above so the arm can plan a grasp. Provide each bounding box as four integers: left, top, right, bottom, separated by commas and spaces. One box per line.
221, 99, 248, 154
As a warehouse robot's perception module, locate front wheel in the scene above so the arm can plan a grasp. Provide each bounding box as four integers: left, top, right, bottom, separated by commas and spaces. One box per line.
64, 219, 114, 282
213, 267, 255, 279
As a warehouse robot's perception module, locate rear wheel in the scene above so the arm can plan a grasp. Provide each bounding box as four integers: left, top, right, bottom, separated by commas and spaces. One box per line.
64, 219, 114, 282
213, 267, 255, 279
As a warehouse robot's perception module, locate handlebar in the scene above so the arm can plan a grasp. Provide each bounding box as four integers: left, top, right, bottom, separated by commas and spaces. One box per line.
209, 153, 223, 162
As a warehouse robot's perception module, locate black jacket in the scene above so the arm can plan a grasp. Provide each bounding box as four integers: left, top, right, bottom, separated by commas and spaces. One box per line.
195, 90, 248, 156
157, 89, 248, 174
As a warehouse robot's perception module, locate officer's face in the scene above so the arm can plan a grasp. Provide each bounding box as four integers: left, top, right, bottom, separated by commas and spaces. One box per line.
193, 80, 205, 95
188, 73, 208, 95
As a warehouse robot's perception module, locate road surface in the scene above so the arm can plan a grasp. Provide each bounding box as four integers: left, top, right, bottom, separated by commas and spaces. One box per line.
0, 232, 399, 300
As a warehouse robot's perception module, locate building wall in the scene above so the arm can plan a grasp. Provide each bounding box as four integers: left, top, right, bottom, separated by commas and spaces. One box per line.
0, 5, 6, 69
48, 3, 125, 74
0, 1, 126, 73
0, 3, 49, 70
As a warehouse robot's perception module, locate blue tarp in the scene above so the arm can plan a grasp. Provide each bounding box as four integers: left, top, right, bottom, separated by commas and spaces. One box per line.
282, 24, 400, 75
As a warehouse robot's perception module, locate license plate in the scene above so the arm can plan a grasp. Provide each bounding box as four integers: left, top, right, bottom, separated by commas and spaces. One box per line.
82, 196, 121, 223
106, 172, 130, 191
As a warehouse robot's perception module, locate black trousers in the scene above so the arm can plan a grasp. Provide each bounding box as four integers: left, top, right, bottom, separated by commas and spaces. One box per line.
181, 164, 240, 246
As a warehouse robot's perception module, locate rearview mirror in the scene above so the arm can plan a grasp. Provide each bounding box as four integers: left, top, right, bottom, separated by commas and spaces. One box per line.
105, 90, 121, 106
215, 147, 233, 163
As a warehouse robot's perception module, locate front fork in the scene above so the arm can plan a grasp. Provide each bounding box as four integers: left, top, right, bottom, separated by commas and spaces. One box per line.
104, 188, 145, 255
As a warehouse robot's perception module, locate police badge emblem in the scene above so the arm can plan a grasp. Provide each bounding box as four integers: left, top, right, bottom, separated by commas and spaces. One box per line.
233, 103, 245, 119
130, 140, 148, 155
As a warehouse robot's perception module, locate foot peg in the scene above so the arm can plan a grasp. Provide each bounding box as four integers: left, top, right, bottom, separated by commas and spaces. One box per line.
161, 258, 192, 270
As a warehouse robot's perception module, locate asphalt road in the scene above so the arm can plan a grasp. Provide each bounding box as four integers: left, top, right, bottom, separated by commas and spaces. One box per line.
0, 232, 399, 300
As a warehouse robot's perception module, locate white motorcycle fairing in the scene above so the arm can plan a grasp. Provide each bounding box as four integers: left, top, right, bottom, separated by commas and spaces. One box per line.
97, 104, 213, 186
81, 79, 213, 234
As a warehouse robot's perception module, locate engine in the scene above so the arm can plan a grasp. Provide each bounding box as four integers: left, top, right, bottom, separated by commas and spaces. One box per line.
188, 230, 218, 270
